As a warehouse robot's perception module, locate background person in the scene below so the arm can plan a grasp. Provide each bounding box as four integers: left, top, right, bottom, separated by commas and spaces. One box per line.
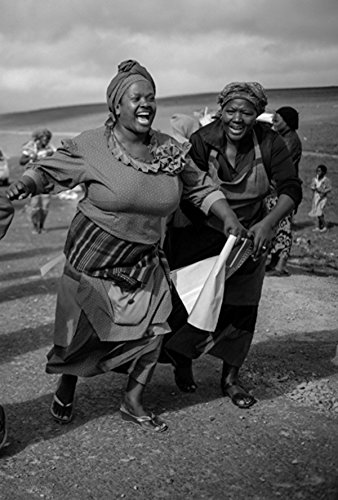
162, 82, 302, 408
20, 129, 55, 233
309, 164, 332, 232
7, 60, 245, 432
266, 106, 303, 276
0, 149, 10, 186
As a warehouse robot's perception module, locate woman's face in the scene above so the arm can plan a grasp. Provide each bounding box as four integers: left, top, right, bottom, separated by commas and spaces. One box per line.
115, 80, 156, 134
272, 113, 288, 134
221, 98, 257, 142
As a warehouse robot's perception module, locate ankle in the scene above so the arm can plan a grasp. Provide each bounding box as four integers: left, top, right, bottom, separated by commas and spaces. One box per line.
221, 363, 239, 385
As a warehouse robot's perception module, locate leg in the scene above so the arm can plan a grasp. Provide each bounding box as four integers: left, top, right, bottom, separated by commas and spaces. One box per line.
120, 336, 167, 432
39, 195, 51, 231
318, 214, 327, 232
0, 404, 7, 450
163, 285, 197, 392
221, 363, 256, 409
208, 305, 258, 409
50, 374, 78, 424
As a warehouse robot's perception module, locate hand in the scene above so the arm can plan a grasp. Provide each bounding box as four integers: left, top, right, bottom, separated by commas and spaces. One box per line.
247, 220, 274, 260
222, 214, 247, 240
6, 180, 33, 200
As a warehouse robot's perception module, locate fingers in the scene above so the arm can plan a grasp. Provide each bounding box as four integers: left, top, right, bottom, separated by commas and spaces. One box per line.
6, 181, 28, 200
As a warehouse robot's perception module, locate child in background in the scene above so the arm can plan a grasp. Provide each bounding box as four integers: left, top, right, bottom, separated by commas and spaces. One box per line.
309, 164, 332, 232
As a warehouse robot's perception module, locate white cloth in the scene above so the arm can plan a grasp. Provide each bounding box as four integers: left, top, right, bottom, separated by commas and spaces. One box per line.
171, 235, 253, 331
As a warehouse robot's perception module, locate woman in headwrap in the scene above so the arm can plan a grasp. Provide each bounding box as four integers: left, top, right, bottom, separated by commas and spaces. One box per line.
266, 106, 303, 276
162, 82, 302, 408
7, 61, 245, 431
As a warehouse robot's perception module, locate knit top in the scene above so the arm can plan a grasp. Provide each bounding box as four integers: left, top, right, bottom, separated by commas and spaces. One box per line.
23, 127, 224, 245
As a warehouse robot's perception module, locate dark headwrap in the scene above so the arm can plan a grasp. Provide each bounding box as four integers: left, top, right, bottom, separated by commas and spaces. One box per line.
106, 60, 156, 123
217, 82, 268, 116
276, 106, 299, 130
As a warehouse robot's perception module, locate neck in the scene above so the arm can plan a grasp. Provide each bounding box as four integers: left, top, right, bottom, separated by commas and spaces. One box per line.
113, 124, 150, 146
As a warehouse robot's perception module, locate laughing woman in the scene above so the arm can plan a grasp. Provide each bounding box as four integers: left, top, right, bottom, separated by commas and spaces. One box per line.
163, 82, 302, 408
7, 61, 245, 432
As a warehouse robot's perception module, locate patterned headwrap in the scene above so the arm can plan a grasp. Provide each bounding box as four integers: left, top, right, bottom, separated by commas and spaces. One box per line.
217, 82, 268, 116
105, 60, 156, 128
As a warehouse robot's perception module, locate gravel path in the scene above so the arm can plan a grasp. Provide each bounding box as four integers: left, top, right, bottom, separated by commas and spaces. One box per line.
1, 196, 337, 500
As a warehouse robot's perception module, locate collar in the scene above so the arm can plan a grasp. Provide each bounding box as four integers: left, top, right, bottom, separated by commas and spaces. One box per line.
198, 119, 259, 153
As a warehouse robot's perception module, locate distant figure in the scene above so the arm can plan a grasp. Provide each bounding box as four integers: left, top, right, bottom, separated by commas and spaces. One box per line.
0, 149, 10, 186
0, 194, 15, 451
266, 106, 303, 276
309, 164, 332, 232
170, 114, 200, 144
20, 129, 55, 233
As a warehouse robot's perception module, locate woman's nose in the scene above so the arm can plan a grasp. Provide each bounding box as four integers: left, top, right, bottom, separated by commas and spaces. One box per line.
233, 111, 243, 121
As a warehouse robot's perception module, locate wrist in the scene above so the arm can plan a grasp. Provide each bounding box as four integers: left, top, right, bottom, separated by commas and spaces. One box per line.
22, 175, 37, 196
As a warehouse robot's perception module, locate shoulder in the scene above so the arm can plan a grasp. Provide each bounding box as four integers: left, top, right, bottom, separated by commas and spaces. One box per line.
191, 119, 222, 143
60, 127, 105, 156
152, 129, 179, 146
255, 122, 289, 152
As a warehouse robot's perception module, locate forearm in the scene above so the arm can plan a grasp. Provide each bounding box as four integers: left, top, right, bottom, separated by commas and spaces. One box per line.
208, 198, 246, 237
263, 194, 295, 228
209, 198, 237, 221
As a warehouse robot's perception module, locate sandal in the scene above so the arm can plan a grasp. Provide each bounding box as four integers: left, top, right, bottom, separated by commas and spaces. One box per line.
50, 394, 74, 424
221, 383, 256, 409
120, 405, 168, 433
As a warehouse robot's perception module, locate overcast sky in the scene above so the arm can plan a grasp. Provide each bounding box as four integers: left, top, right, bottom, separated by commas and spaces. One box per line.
1, 0, 337, 113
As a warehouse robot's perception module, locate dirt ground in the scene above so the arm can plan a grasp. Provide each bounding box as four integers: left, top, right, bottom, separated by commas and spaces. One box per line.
0, 189, 337, 500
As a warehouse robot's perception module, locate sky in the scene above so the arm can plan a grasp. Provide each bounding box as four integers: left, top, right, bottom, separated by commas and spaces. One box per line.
1, 0, 337, 113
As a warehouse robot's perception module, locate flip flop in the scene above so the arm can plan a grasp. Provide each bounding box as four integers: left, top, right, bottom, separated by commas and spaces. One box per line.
222, 383, 257, 409
50, 394, 74, 424
120, 405, 168, 433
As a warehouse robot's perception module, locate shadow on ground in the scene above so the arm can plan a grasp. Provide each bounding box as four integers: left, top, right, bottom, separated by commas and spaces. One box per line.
2, 329, 338, 458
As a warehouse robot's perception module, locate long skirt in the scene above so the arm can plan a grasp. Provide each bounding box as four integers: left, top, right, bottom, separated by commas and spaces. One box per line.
47, 260, 171, 386
161, 224, 266, 368
266, 194, 293, 260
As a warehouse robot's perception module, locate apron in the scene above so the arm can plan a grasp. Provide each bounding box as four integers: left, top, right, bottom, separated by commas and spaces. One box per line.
207, 131, 270, 229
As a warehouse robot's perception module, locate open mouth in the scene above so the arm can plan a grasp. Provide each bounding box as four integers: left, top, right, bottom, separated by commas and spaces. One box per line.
229, 125, 245, 135
136, 111, 152, 125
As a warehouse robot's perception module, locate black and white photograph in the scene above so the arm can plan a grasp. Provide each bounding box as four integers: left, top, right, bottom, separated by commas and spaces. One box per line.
0, 1, 337, 498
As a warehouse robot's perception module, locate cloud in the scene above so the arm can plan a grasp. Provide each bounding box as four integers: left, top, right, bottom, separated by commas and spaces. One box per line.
0, 0, 337, 112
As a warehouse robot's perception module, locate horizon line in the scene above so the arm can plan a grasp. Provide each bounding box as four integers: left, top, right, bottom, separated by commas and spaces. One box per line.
1, 84, 337, 117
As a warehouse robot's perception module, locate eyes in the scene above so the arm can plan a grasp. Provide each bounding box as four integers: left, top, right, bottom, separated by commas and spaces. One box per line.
224, 107, 255, 117
130, 93, 155, 104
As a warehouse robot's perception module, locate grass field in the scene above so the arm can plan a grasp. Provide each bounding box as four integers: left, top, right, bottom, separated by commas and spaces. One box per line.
1, 86, 337, 271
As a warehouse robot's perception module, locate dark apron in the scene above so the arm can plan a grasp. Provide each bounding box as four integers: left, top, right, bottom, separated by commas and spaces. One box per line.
162, 132, 270, 367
